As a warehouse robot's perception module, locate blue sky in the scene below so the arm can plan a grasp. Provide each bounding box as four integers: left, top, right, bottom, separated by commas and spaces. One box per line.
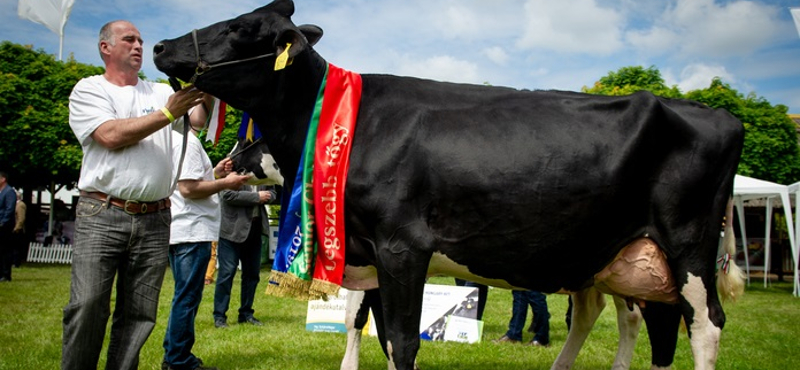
4, 0, 800, 112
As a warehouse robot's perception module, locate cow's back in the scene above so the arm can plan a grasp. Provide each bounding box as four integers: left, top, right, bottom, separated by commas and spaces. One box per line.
344, 75, 743, 292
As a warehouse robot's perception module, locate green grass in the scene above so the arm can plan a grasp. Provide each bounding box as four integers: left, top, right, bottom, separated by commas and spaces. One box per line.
1, 264, 798, 369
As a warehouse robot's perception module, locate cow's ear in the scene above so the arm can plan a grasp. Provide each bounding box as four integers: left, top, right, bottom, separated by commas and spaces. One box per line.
298, 24, 323, 47
256, 0, 294, 17
275, 25, 322, 58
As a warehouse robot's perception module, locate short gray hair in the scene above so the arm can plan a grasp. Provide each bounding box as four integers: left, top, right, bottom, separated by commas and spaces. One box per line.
98, 20, 124, 59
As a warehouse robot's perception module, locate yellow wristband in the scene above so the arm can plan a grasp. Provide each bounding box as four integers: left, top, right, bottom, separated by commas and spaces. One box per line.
160, 107, 176, 122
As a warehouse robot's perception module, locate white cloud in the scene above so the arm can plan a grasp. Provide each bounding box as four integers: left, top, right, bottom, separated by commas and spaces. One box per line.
395, 55, 480, 84
517, 0, 625, 55
626, 26, 680, 56
483, 46, 509, 65
672, 63, 735, 92
630, 0, 783, 59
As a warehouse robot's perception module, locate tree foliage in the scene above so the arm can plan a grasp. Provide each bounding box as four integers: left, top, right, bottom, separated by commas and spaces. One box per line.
686, 79, 800, 183
202, 109, 243, 166
583, 66, 800, 184
583, 65, 683, 99
0, 41, 103, 190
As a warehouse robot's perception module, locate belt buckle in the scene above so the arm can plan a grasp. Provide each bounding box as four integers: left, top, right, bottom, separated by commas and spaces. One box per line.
123, 200, 146, 215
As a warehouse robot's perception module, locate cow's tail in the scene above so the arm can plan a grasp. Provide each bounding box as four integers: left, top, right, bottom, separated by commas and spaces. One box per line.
717, 197, 746, 302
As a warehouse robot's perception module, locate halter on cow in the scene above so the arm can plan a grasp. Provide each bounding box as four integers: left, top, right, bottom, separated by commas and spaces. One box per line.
153, 1, 745, 369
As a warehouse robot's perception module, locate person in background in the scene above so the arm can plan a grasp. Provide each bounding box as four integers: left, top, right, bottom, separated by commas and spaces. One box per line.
212, 185, 276, 328
495, 290, 551, 347
0, 171, 16, 282
13, 190, 27, 267
162, 129, 251, 370
62, 20, 208, 370
205, 242, 217, 285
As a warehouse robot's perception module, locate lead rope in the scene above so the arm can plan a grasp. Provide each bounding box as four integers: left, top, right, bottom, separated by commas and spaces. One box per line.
169, 77, 191, 193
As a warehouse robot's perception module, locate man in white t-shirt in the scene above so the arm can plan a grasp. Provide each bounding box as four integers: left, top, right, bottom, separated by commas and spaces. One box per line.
63, 20, 211, 370
162, 130, 250, 370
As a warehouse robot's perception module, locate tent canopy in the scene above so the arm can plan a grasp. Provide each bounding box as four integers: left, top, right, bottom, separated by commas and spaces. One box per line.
733, 175, 796, 293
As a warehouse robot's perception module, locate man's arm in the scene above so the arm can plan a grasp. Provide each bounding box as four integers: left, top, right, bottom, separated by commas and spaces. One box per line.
92, 85, 206, 150
179, 172, 252, 199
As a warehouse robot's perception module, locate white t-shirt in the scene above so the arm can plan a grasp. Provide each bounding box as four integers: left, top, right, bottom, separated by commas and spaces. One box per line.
69, 75, 180, 202
169, 131, 221, 244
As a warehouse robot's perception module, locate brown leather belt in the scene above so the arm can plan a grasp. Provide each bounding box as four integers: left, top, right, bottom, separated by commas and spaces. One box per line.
80, 191, 170, 215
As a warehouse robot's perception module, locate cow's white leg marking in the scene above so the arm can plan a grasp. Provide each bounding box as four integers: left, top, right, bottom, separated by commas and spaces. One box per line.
387, 341, 397, 370
341, 290, 366, 370
611, 295, 642, 370
551, 288, 606, 370
651, 365, 671, 370
681, 273, 720, 370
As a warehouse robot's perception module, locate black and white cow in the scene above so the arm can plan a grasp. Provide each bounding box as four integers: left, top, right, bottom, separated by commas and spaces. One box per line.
229, 136, 285, 186
153, 1, 745, 369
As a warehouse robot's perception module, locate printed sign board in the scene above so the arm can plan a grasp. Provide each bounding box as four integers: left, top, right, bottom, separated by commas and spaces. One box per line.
305, 288, 349, 333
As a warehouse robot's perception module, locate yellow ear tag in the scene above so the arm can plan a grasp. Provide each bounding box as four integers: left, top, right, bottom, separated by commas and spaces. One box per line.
274, 42, 292, 71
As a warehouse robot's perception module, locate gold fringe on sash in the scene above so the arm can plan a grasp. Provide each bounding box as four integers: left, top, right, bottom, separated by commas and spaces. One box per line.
310, 278, 341, 298
266, 271, 319, 300
266, 272, 342, 301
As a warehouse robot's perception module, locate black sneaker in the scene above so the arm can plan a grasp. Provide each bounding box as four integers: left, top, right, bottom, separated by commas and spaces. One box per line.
237, 316, 264, 326
214, 318, 228, 328
162, 358, 219, 370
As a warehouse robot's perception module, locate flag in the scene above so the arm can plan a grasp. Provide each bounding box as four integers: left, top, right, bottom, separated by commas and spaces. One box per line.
792, 8, 800, 38
206, 98, 226, 145
238, 112, 262, 142
18, 0, 76, 36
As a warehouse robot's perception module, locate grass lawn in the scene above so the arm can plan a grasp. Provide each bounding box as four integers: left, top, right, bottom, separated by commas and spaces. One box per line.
0, 264, 798, 369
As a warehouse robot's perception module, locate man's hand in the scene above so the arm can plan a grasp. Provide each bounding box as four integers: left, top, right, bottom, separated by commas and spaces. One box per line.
220, 173, 252, 191
165, 85, 205, 119
257, 190, 273, 203
214, 157, 234, 179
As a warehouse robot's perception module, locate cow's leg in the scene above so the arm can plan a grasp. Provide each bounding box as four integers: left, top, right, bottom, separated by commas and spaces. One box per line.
680, 272, 724, 370
610, 296, 642, 370
374, 247, 430, 370
551, 288, 606, 370
341, 290, 367, 370
641, 301, 680, 370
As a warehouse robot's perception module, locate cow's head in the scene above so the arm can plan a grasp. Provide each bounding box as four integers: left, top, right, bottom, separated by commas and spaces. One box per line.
230, 137, 285, 186
153, 0, 323, 113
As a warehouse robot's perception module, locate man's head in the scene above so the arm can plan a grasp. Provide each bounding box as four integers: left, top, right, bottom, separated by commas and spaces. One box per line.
98, 20, 143, 73
0, 171, 7, 189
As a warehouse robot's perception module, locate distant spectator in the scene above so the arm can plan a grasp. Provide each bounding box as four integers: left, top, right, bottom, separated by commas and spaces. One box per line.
13, 190, 27, 267
0, 171, 15, 282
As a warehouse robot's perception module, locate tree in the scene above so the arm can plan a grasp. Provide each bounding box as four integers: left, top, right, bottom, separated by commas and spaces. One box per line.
686, 79, 800, 184
0, 41, 103, 194
584, 66, 800, 184
582, 65, 682, 99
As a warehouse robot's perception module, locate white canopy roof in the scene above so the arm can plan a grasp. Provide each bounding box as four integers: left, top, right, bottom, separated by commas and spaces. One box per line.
733, 175, 797, 294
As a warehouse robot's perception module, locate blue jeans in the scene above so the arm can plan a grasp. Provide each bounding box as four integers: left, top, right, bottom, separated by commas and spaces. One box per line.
505, 290, 550, 344
213, 226, 262, 321
163, 242, 211, 369
62, 197, 170, 370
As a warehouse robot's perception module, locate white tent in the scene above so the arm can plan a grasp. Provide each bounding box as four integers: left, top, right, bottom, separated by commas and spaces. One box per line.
733, 175, 796, 294
786, 181, 800, 296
